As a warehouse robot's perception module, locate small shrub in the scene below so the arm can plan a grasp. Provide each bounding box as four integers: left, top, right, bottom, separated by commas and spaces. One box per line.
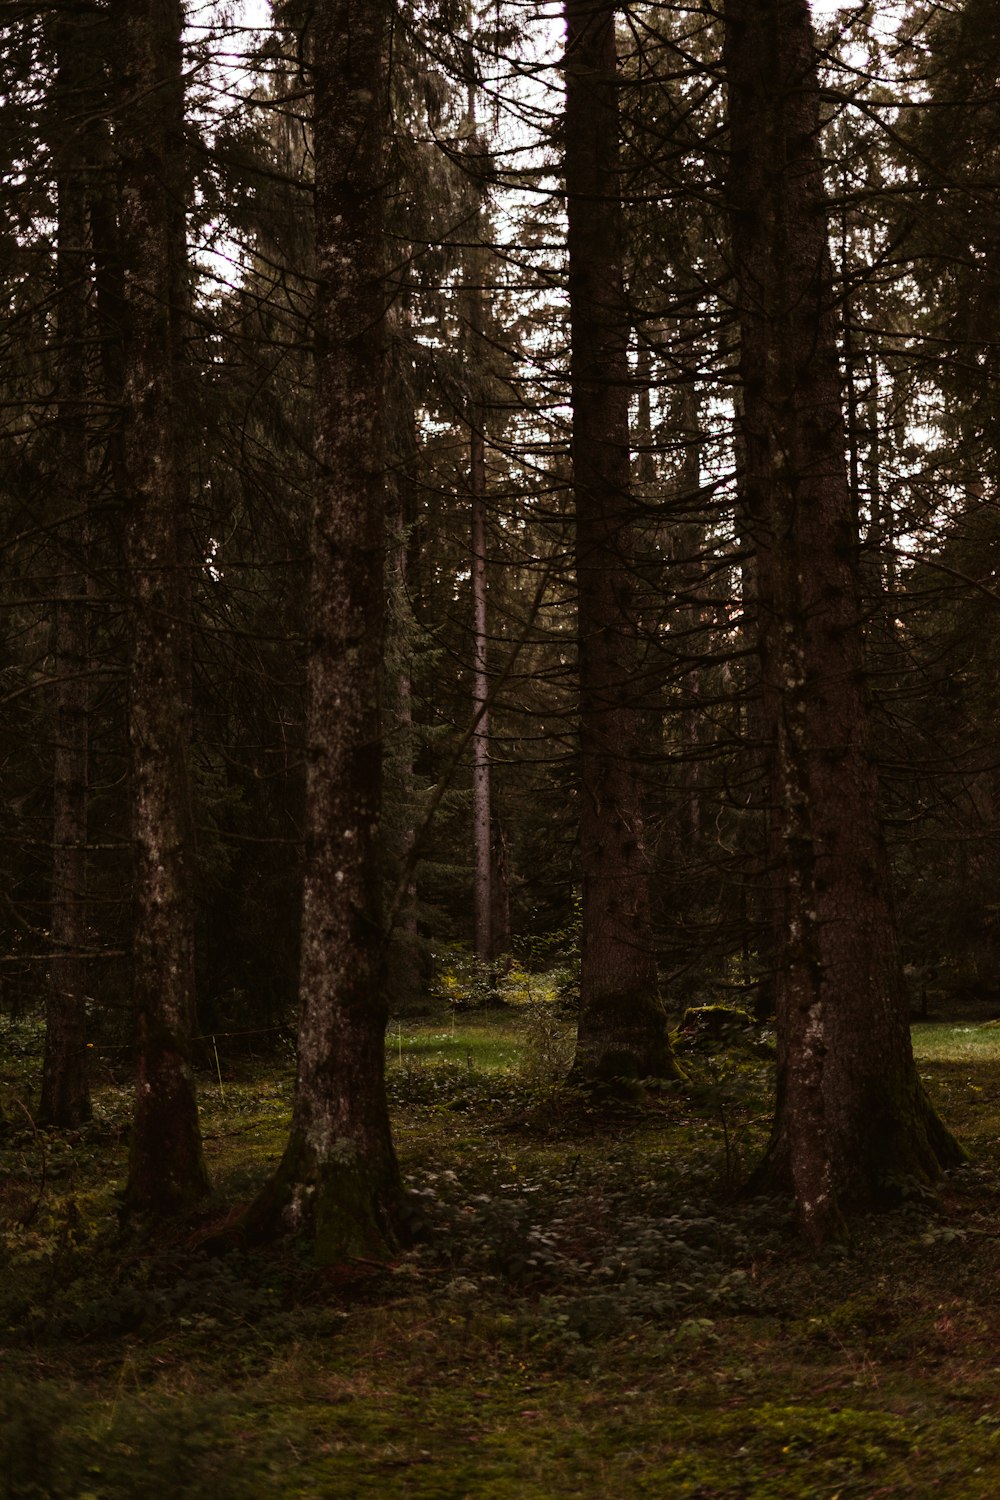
518, 998, 575, 1089
430, 945, 506, 1010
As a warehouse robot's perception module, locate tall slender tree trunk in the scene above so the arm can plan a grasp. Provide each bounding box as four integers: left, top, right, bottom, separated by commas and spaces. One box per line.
241, 0, 402, 1264
674, 380, 705, 847
737, 504, 778, 1022
723, 0, 962, 1240
114, 0, 208, 1214
469, 405, 508, 965
386, 422, 419, 945
384, 374, 423, 1008
564, 0, 677, 1085
461, 57, 505, 968
471, 416, 493, 962
41, 6, 93, 1128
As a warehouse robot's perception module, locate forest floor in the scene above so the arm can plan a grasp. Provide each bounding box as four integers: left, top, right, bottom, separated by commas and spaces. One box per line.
3, 979, 1000, 1498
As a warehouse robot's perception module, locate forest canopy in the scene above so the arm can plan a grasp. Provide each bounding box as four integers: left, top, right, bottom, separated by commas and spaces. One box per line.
1, 0, 998, 1248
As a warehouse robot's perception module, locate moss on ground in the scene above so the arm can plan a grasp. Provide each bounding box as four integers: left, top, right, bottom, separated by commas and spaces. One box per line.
3, 1007, 1000, 1495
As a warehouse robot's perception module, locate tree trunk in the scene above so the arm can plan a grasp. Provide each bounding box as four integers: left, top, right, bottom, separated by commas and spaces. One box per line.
564, 0, 677, 1086
242, 0, 402, 1264
114, 0, 208, 1214
461, 77, 503, 969
386, 424, 419, 944
736, 506, 778, 1023
471, 418, 493, 962
384, 379, 424, 1008
674, 379, 705, 848
723, 0, 963, 1240
41, 7, 93, 1128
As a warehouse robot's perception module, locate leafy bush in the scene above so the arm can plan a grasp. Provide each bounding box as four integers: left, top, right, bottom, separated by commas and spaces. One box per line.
430, 945, 508, 1010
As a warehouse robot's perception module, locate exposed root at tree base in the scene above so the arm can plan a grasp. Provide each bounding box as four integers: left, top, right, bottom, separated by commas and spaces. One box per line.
743, 1085, 968, 1247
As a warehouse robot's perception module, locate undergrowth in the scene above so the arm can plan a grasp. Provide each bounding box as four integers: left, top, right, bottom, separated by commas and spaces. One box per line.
2, 1004, 1000, 1496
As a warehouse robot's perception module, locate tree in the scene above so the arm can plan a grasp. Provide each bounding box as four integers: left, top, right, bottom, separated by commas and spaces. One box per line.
723, 0, 962, 1240
240, 0, 403, 1264
881, 0, 1000, 1001
564, 0, 677, 1086
114, 0, 209, 1212
39, 3, 95, 1127
463, 101, 502, 966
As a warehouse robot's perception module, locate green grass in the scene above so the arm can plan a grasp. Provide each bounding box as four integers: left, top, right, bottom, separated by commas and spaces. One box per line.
3, 999, 1000, 1496
912, 1018, 1000, 1062
386, 1020, 524, 1073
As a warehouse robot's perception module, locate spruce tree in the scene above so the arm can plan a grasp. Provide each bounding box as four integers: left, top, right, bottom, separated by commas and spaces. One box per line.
114, 0, 209, 1214
240, 0, 403, 1263
723, 0, 962, 1240
564, 0, 678, 1086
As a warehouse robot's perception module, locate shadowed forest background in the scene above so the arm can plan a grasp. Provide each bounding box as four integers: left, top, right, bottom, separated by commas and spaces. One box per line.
4, 0, 1000, 1494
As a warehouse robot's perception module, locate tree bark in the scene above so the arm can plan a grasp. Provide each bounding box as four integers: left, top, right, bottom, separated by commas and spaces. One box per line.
723, 0, 963, 1240
41, 5, 93, 1128
461, 80, 503, 968
241, 0, 402, 1264
114, 0, 208, 1213
471, 416, 493, 962
386, 421, 419, 945
564, 0, 677, 1086
383, 373, 425, 1008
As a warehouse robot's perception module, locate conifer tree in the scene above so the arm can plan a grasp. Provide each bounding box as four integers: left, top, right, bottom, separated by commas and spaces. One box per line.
39, 2, 95, 1128
114, 0, 209, 1213
723, 0, 962, 1240
564, 0, 678, 1085
240, 0, 403, 1263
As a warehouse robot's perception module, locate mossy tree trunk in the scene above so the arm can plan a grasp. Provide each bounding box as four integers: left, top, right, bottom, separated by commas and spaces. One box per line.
114, 0, 209, 1214
723, 0, 963, 1241
242, 0, 403, 1264
564, 0, 678, 1087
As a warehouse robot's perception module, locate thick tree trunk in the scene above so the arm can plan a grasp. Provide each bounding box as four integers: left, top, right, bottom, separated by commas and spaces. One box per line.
41, 9, 92, 1128
242, 0, 402, 1264
724, 0, 963, 1240
114, 0, 208, 1213
564, 0, 677, 1086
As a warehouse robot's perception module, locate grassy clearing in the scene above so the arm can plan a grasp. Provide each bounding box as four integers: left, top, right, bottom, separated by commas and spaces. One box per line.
912, 1019, 1000, 1063
3, 1000, 1000, 1496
